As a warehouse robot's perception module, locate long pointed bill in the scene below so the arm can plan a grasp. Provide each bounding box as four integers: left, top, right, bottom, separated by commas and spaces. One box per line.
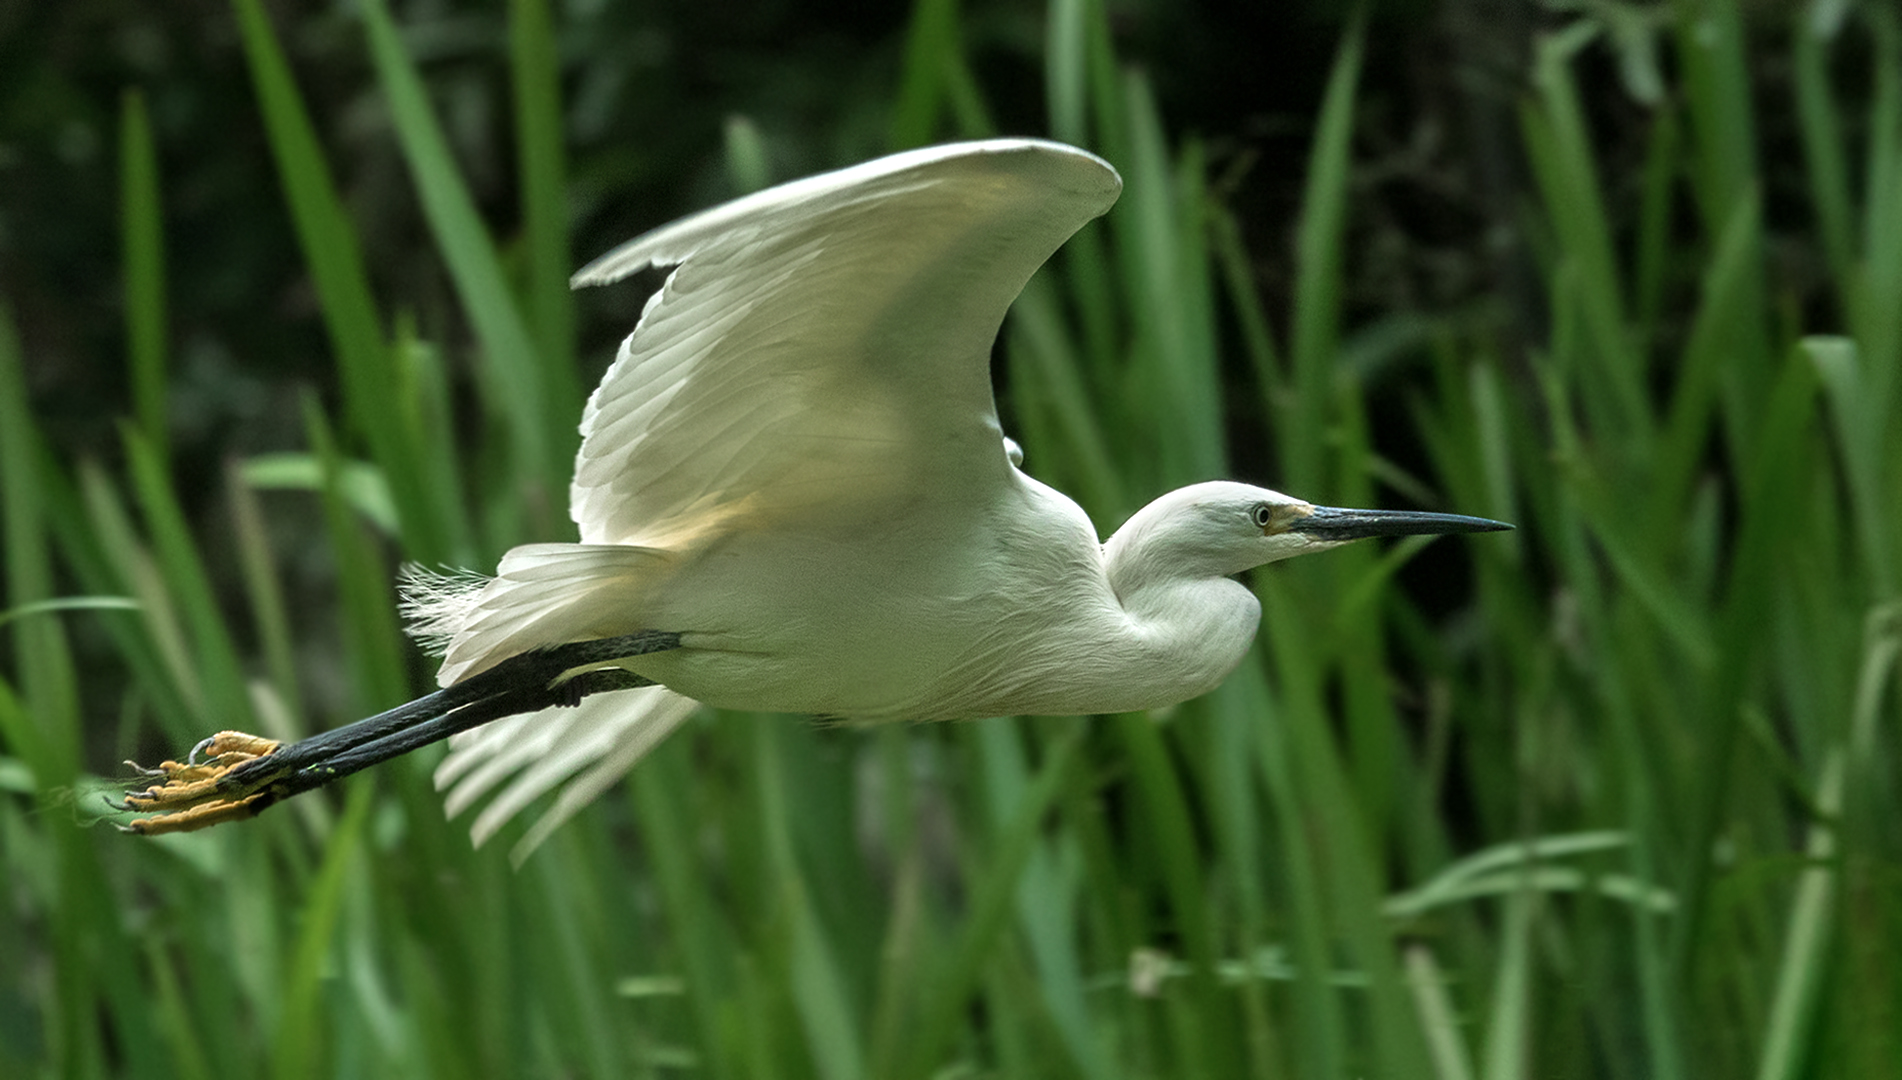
1289, 505, 1514, 542
117, 630, 682, 835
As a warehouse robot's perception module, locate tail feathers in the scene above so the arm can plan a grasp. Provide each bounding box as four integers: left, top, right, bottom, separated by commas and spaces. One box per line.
401, 542, 672, 686
397, 564, 490, 657
403, 540, 692, 860
436, 685, 701, 864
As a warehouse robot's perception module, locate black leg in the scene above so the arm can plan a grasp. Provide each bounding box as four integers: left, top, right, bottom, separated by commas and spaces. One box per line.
120, 630, 681, 833
228, 631, 679, 781
248, 668, 657, 808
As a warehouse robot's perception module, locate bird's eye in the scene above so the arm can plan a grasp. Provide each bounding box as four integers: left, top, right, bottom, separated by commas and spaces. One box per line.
1251, 503, 1274, 528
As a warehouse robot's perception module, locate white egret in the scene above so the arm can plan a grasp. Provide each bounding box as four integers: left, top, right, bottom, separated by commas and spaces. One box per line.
122, 138, 1508, 849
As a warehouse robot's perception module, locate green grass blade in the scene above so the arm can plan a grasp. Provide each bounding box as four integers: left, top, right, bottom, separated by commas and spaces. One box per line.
225, 0, 458, 562
119, 89, 168, 464
889, 0, 962, 148
359, 0, 570, 519
1285, 18, 1362, 490
1671, 346, 1822, 987
1209, 203, 1283, 411
1647, 189, 1763, 537
976, 718, 1115, 1080
1008, 273, 1125, 516
124, 425, 258, 731
1522, 28, 1649, 447
509, 0, 576, 378
1112, 708, 1231, 1080
270, 785, 373, 1080
1849, 12, 1902, 427
1806, 337, 1896, 594
909, 725, 1082, 1078
1480, 891, 1534, 1080
1792, 22, 1854, 286
1118, 81, 1222, 486
77, 458, 205, 726
1045, 0, 1090, 146
1757, 616, 1901, 1079
630, 739, 742, 1080
1632, 107, 1679, 344
1250, 583, 1349, 1079
226, 456, 300, 718
1674, 0, 1759, 232
1406, 944, 1477, 1080
0, 303, 78, 766
722, 115, 773, 194
1750, 753, 1839, 1080
0, 597, 140, 632
753, 719, 867, 1080
304, 403, 409, 707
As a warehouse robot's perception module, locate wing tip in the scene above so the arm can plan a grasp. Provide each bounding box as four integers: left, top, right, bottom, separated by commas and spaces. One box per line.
570, 138, 1120, 290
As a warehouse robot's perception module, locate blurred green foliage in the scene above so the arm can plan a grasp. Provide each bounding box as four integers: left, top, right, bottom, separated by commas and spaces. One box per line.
2, 0, 1898, 1077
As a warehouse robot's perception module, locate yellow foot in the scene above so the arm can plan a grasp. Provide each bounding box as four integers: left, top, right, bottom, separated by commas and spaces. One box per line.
119, 730, 283, 835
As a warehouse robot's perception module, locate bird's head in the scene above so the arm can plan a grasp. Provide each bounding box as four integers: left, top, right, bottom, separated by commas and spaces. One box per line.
1104, 481, 1512, 592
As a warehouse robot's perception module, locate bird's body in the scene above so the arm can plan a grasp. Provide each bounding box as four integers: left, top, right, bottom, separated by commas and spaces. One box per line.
412, 141, 1261, 727
123, 138, 1508, 850
421, 470, 1261, 725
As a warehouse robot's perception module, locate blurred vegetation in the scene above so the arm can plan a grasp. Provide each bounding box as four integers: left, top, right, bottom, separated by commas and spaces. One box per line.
2, 0, 1898, 1077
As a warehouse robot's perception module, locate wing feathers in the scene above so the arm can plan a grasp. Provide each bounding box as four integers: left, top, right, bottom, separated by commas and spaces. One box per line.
414, 140, 1120, 855
565, 139, 1120, 546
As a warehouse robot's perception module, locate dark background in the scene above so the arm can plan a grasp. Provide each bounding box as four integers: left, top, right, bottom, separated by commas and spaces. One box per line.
1, 0, 1577, 490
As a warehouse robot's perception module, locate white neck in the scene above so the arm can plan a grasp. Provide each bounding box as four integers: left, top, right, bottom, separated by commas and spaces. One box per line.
1097, 508, 1263, 711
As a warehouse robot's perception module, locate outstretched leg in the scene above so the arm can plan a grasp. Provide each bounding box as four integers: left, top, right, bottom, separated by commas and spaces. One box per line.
119, 630, 681, 834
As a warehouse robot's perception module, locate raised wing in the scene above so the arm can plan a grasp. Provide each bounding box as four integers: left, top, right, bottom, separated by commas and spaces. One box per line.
568, 139, 1121, 546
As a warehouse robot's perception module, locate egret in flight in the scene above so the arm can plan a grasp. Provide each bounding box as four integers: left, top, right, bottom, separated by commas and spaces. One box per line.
122, 138, 1509, 851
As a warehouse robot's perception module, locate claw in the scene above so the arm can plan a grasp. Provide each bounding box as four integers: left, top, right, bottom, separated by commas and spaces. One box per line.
118, 730, 283, 834
120, 791, 273, 835
198, 731, 280, 760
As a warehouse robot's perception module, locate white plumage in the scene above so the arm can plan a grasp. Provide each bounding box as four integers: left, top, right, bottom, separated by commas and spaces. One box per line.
408, 139, 1507, 858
